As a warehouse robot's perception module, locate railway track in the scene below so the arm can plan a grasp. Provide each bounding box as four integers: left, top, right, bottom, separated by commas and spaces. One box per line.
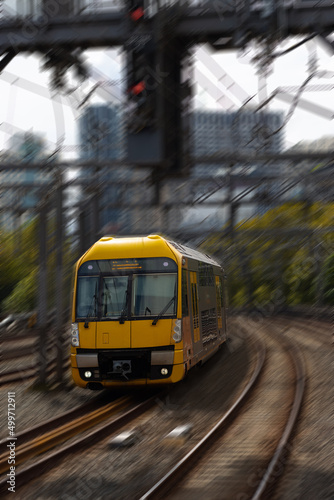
270, 317, 333, 499
0, 332, 71, 386
140, 318, 305, 499
284, 316, 331, 344
1, 319, 313, 499
0, 330, 260, 499
0, 392, 158, 496
0, 365, 37, 386
0, 357, 71, 386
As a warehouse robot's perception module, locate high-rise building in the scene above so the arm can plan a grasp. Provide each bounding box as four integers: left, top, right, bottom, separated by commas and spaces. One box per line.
78, 104, 131, 233
183, 109, 285, 230
79, 104, 123, 161
193, 109, 284, 161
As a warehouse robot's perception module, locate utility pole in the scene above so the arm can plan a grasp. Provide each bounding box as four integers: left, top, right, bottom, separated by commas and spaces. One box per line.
37, 199, 48, 386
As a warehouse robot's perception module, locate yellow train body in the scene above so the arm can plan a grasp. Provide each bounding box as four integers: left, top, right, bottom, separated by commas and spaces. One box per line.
70, 235, 226, 389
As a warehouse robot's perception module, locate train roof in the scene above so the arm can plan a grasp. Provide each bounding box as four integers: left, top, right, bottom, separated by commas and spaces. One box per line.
166, 239, 221, 267
80, 235, 220, 268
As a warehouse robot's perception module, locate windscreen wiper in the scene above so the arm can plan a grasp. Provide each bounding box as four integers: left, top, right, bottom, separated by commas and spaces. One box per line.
119, 289, 129, 324
152, 296, 176, 326
84, 283, 97, 328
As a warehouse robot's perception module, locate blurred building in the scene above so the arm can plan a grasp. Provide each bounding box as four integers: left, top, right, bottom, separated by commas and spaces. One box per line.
78, 104, 133, 234
181, 109, 285, 232
78, 105, 286, 238
0, 132, 53, 231
193, 109, 284, 170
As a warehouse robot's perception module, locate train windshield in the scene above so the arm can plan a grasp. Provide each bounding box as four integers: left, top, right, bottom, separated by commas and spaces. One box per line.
132, 274, 177, 317
101, 276, 128, 319
76, 277, 99, 318
76, 258, 178, 321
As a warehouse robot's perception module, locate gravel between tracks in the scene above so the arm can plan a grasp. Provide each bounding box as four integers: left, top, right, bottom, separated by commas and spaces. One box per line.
0, 366, 98, 441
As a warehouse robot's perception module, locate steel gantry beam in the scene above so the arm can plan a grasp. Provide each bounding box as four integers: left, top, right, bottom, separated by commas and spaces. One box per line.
1, 2, 333, 173
0, 4, 334, 54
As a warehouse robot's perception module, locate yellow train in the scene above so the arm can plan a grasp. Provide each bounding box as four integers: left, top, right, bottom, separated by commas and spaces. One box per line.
70, 235, 227, 389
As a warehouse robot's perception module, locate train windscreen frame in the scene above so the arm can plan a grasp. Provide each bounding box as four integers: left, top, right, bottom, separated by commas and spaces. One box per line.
76, 257, 178, 321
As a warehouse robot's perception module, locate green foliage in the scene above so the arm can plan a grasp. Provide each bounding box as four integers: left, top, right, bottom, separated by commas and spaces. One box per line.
284, 248, 317, 305
232, 287, 248, 307
0, 220, 38, 310
2, 268, 37, 313
0, 216, 74, 315
202, 202, 334, 308
254, 284, 273, 306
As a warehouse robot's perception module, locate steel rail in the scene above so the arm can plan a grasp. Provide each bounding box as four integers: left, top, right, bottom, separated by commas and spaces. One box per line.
0, 366, 36, 386
2, 344, 36, 361
140, 337, 266, 499
0, 393, 108, 448
251, 328, 306, 499
0, 355, 69, 386
140, 322, 306, 500
0, 393, 158, 495
0, 396, 131, 474
1, 331, 38, 342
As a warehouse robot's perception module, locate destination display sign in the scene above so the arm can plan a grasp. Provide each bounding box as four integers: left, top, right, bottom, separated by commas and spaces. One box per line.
78, 257, 178, 275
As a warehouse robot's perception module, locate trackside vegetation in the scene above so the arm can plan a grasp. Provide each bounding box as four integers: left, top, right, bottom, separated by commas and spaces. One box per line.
0, 202, 333, 315
202, 202, 334, 308
0, 217, 74, 316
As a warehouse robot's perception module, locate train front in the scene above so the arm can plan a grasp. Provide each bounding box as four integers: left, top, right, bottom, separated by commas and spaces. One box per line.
70, 236, 185, 389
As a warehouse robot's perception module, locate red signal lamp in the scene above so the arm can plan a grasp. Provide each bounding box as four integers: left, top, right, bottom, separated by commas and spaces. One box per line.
130, 7, 144, 21
130, 81, 146, 95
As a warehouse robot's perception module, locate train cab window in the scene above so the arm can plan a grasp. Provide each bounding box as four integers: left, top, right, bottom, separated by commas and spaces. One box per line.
132, 274, 177, 317
76, 276, 99, 318
101, 276, 129, 319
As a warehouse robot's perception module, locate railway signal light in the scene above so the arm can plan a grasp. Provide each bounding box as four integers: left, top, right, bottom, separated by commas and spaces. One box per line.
130, 6, 144, 21
125, 5, 191, 175
126, 40, 157, 132
128, 1, 145, 21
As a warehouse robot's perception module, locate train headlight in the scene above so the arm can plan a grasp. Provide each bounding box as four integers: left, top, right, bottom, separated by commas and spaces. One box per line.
172, 319, 182, 343
71, 322, 80, 347
85, 371, 92, 378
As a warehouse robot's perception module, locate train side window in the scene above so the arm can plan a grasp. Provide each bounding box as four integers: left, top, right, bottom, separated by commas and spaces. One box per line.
182, 269, 189, 317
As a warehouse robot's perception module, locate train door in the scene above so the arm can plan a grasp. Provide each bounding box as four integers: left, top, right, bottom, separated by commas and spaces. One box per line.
96, 275, 131, 349
190, 271, 201, 352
